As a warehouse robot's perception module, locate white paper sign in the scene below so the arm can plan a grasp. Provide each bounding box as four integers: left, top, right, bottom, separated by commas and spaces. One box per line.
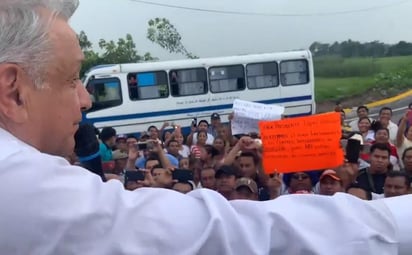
231, 99, 284, 135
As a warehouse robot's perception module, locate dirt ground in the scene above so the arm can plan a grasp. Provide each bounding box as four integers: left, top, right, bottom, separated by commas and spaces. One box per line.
316, 88, 411, 113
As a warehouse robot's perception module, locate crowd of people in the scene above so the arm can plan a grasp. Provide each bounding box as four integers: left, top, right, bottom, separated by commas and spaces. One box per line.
2, 1, 412, 253
74, 105, 412, 201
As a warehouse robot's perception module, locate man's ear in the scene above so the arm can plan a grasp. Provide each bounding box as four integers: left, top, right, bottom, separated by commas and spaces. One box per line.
0, 64, 28, 123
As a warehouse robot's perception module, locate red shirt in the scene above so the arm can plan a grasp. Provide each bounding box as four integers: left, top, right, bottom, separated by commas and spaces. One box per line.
360, 141, 398, 162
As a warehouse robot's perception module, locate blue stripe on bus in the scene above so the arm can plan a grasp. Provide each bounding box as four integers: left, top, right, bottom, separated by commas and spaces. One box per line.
83, 95, 312, 123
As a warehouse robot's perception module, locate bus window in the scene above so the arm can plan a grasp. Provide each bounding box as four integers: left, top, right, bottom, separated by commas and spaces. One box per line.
209, 65, 245, 93
280, 60, 309, 86
127, 74, 138, 100
86, 77, 122, 112
129, 71, 169, 100
246, 62, 279, 89
169, 68, 208, 96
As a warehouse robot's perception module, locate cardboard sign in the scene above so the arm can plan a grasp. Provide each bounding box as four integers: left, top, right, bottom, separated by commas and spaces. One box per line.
259, 112, 344, 174
231, 99, 284, 135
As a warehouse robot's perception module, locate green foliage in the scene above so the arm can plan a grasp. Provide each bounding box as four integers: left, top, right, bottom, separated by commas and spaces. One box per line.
78, 31, 157, 76
147, 17, 197, 59
315, 56, 412, 102
315, 77, 376, 102
314, 56, 379, 78
310, 39, 412, 58
374, 65, 412, 88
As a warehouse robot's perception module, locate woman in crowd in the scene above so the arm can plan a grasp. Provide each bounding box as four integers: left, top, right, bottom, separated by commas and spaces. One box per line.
202, 144, 220, 169
191, 130, 208, 159
212, 136, 229, 167
396, 111, 412, 165
281, 171, 319, 195
217, 125, 238, 148
358, 117, 375, 143
170, 127, 191, 159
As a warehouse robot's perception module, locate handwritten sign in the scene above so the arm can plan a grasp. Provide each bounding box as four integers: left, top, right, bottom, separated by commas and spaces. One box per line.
231, 99, 284, 135
259, 112, 344, 174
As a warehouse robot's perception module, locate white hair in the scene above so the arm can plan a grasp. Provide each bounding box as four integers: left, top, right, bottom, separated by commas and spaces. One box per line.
0, 0, 79, 88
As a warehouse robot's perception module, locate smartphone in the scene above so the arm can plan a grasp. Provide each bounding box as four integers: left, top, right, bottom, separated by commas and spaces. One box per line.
124, 170, 145, 183
191, 117, 197, 128
346, 139, 361, 163
136, 141, 154, 151
172, 169, 194, 182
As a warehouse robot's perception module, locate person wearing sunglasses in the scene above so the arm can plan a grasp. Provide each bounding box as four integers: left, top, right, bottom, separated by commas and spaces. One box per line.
282, 171, 319, 194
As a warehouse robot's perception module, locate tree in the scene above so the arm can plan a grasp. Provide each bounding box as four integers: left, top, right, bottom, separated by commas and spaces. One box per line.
78, 31, 92, 51
78, 31, 158, 76
147, 18, 197, 59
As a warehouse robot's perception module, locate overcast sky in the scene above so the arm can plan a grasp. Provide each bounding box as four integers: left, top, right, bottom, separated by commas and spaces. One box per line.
70, 0, 412, 60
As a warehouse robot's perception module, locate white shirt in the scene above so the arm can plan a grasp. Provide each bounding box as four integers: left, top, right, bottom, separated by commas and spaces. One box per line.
178, 144, 191, 158
388, 121, 399, 145
192, 132, 214, 145
349, 117, 374, 132
0, 128, 411, 254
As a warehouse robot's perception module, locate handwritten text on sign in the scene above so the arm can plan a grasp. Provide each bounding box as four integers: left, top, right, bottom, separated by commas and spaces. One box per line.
231, 99, 284, 135
259, 112, 344, 174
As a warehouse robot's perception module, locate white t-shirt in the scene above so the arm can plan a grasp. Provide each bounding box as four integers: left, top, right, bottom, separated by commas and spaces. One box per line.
178, 144, 191, 158
387, 121, 399, 145
192, 132, 214, 145
349, 117, 374, 132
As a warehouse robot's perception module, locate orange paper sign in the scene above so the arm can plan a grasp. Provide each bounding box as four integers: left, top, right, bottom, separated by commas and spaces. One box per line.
259, 112, 344, 174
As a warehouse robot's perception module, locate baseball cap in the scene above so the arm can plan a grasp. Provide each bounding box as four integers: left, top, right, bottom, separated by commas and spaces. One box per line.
211, 112, 220, 119
116, 134, 127, 141
320, 169, 341, 182
349, 133, 364, 145
235, 177, 258, 194
112, 150, 128, 160
215, 165, 237, 178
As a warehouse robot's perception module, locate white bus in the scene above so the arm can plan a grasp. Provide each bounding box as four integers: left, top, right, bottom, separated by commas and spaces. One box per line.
81, 50, 315, 135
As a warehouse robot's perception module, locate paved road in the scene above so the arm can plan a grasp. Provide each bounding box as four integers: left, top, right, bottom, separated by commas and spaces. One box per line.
346, 96, 412, 123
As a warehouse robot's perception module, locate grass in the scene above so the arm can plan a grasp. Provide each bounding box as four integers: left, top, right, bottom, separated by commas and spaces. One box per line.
314, 55, 412, 102
315, 77, 376, 102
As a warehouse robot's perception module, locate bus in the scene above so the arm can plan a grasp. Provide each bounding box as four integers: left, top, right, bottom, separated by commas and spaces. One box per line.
81, 50, 315, 135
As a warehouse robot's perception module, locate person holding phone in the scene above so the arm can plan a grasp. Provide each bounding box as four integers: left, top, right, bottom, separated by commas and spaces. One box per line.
1, 1, 412, 254
396, 110, 412, 168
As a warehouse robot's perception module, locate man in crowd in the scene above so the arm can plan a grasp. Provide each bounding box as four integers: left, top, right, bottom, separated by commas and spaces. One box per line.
401, 147, 412, 181
378, 107, 398, 144
209, 112, 221, 137
215, 165, 237, 200
382, 171, 410, 198
200, 167, 216, 190
232, 177, 258, 201
356, 143, 391, 194
187, 119, 215, 146
349, 105, 372, 131
98, 126, 117, 162
0, 1, 411, 254
115, 134, 128, 153
319, 169, 344, 196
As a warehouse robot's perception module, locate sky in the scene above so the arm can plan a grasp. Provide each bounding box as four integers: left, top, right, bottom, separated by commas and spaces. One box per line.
70, 0, 412, 61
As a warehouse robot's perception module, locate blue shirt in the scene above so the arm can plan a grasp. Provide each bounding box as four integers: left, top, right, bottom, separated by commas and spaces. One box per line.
99, 142, 112, 162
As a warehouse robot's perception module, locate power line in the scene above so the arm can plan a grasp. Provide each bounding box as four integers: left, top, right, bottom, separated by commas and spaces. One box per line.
129, 0, 411, 17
